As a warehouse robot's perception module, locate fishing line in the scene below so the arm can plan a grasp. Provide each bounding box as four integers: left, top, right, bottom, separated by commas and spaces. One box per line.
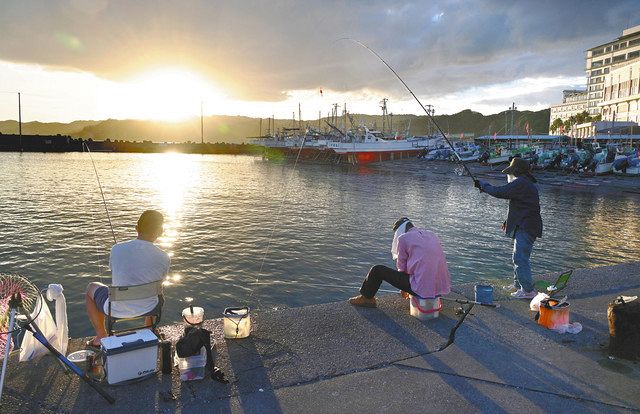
83, 142, 117, 245
339, 38, 477, 182
249, 135, 308, 305
249, 280, 398, 294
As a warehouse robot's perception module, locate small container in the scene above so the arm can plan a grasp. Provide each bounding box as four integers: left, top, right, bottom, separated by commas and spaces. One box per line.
160, 339, 173, 375
474, 284, 494, 304
538, 299, 570, 329
175, 346, 207, 381
223, 307, 251, 339
182, 305, 205, 326
409, 296, 442, 320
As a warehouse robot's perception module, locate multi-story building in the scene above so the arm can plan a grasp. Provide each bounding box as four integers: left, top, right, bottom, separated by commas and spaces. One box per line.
548, 90, 588, 133
585, 25, 640, 116
600, 58, 640, 123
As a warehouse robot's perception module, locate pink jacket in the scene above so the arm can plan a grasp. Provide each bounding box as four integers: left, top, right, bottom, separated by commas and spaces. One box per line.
396, 227, 451, 298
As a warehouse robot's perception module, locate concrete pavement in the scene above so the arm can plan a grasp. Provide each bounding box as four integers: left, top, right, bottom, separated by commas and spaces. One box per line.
2, 262, 639, 413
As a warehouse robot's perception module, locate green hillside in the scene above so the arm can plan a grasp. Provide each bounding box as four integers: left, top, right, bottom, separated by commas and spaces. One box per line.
0, 109, 551, 144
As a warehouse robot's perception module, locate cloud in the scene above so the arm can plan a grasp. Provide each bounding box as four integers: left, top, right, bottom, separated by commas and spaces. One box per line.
0, 0, 638, 110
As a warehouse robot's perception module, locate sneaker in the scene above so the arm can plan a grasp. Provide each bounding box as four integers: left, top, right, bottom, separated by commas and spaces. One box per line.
348, 295, 377, 308
503, 283, 519, 292
510, 289, 537, 299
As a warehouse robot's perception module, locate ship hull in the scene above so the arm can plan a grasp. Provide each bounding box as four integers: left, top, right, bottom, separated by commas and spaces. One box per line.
260, 146, 426, 165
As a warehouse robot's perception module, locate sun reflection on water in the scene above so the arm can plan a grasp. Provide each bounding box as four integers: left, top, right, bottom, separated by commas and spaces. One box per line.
141, 153, 203, 255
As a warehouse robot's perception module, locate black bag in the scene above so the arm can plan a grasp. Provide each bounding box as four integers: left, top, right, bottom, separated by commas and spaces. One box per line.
176, 326, 207, 358
175, 326, 229, 383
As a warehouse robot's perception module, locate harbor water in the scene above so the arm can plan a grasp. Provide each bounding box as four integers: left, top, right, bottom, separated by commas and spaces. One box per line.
0, 152, 638, 337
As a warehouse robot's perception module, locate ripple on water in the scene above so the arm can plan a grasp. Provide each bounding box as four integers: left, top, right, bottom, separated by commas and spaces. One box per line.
0, 153, 638, 336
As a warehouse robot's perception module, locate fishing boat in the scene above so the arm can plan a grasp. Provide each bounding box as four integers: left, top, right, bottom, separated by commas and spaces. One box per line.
326, 127, 441, 164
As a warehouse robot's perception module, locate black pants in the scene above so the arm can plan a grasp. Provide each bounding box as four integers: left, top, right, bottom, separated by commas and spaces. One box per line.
359, 264, 416, 298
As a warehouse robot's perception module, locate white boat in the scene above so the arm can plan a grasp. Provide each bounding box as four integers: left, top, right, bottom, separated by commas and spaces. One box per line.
327, 128, 442, 164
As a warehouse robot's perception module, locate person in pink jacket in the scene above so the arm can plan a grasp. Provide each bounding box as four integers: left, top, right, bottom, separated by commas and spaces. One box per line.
349, 217, 451, 308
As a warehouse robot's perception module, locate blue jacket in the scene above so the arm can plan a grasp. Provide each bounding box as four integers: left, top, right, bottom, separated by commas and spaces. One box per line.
480, 176, 543, 239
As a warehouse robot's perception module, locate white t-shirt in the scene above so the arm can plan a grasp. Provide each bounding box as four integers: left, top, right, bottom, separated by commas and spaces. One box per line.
107, 238, 170, 317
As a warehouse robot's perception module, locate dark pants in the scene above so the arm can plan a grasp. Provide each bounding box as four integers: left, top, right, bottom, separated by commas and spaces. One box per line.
359, 264, 416, 298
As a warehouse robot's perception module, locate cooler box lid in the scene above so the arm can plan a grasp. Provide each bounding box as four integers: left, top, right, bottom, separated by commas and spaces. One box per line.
101, 329, 159, 356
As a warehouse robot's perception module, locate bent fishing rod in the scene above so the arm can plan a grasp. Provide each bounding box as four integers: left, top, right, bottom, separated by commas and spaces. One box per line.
83, 142, 117, 244
342, 38, 477, 181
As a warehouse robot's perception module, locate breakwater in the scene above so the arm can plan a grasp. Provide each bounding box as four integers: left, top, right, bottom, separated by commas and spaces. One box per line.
0, 134, 259, 154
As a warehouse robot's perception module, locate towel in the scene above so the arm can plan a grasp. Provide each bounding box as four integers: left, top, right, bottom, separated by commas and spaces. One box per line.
391, 220, 411, 260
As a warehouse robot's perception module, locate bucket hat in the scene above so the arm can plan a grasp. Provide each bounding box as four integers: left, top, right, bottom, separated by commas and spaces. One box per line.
502, 157, 531, 176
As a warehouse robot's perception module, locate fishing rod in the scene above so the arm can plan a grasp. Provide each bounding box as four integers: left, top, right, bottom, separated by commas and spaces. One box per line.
83, 142, 117, 244
342, 38, 477, 181
441, 296, 500, 308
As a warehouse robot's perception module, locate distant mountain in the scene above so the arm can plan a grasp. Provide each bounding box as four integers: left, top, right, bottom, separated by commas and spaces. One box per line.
0, 109, 551, 143
0, 120, 100, 136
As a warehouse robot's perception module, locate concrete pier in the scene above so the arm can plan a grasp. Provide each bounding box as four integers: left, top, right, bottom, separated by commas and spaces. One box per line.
3, 262, 640, 413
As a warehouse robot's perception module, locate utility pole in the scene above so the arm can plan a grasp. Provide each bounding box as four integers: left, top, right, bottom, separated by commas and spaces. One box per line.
18, 92, 22, 151
298, 103, 302, 131
259, 118, 263, 137
509, 102, 517, 135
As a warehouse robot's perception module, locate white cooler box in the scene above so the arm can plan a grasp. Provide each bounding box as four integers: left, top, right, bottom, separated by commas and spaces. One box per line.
100, 329, 159, 384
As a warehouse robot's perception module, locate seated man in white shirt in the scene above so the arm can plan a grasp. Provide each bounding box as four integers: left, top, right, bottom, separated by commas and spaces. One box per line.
85, 210, 171, 346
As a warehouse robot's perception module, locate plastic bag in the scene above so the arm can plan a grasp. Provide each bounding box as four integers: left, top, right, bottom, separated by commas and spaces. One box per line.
530, 292, 550, 311
19, 284, 68, 361
551, 322, 582, 334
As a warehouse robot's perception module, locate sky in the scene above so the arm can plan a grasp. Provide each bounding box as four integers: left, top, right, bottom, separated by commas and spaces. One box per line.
0, 0, 639, 123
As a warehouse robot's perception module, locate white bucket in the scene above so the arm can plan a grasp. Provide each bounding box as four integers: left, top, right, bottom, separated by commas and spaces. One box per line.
410, 296, 442, 320
223, 307, 250, 339
182, 306, 205, 326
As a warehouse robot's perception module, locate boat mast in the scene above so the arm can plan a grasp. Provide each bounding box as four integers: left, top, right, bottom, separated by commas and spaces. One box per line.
380, 98, 388, 134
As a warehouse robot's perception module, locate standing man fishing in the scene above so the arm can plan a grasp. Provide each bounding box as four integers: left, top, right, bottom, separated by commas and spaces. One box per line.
474, 158, 542, 299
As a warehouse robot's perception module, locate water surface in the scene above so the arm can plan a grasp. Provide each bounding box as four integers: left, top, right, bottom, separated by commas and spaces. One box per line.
0, 152, 638, 337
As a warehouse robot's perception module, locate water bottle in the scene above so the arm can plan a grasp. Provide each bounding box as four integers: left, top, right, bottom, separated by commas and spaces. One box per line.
160, 338, 173, 374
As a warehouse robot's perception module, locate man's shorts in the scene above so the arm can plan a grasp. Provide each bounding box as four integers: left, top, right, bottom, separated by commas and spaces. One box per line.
93, 285, 109, 314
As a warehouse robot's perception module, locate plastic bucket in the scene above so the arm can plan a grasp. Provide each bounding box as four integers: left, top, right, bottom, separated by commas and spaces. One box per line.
409, 296, 442, 320
223, 307, 251, 339
474, 284, 493, 304
538, 299, 570, 329
182, 306, 204, 326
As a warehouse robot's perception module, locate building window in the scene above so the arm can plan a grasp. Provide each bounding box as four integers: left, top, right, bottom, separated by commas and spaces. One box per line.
613, 55, 626, 63
629, 38, 640, 47
628, 51, 640, 59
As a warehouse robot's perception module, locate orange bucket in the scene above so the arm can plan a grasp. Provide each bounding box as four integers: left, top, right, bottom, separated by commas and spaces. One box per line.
538, 299, 570, 329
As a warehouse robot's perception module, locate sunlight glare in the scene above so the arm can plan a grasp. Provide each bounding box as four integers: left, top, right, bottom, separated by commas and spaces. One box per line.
123, 68, 226, 121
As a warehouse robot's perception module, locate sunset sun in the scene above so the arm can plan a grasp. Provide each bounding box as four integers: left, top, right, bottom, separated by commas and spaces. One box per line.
119, 68, 226, 121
